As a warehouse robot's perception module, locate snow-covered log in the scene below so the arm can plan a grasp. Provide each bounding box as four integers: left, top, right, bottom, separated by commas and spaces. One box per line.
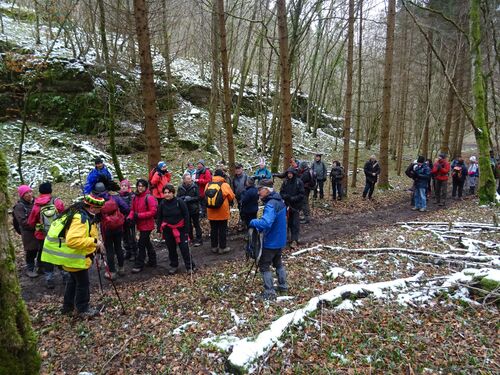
398, 221, 500, 231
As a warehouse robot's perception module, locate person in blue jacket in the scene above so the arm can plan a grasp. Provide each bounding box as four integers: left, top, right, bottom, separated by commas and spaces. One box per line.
412, 156, 431, 212
84, 157, 113, 194
253, 157, 272, 181
249, 179, 288, 300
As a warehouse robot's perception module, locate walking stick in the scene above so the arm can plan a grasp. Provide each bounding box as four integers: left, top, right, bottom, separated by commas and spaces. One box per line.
94, 255, 104, 294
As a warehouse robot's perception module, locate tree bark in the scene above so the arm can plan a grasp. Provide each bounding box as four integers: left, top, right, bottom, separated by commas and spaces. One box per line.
277, 0, 293, 171
342, 0, 355, 195
351, 0, 363, 188
207, 1, 219, 152
98, 0, 123, 181
133, 0, 161, 171
162, 0, 177, 140
470, 0, 496, 204
0, 151, 41, 374
378, 0, 396, 188
216, 0, 236, 174
421, 30, 433, 158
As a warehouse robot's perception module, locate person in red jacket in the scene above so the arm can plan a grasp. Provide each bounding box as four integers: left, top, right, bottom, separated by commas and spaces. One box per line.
27, 182, 65, 289
150, 161, 172, 204
128, 179, 158, 273
431, 152, 451, 206
195, 159, 212, 217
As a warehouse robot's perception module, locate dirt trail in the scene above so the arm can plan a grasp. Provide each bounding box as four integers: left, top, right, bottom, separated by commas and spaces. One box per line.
20, 195, 450, 302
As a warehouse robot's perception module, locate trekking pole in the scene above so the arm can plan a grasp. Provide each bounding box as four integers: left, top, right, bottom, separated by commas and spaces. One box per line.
243, 262, 255, 284
77, 163, 85, 196
94, 254, 104, 294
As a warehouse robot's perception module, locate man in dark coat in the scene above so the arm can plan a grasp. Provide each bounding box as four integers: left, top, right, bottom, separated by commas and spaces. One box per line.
177, 173, 202, 246
312, 154, 327, 199
362, 155, 381, 200
298, 161, 314, 224
279, 168, 305, 249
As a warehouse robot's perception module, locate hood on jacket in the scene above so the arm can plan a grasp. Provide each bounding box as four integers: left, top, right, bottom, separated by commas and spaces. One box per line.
34, 193, 53, 205
264, 191, 282, 203
286, 167, 297, 177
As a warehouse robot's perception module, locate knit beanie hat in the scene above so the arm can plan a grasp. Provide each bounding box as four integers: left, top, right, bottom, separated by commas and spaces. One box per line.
94, 157, 104, 165
18, 185, 32, 198
158, 161, 167, 169
198, 159, 205, 167
93, 182, 107, 194
258, 157, 265, 167
469, 156, 476, 162
258, 179, 274, 191
83, 194, 105, 207
39, 182, 52, 194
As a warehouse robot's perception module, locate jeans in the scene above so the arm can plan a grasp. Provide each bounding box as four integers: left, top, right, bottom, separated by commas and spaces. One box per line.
188, 211, 202, 241
414, 187, 427, 209
362, 180, 376, 198
452, 180, 465, 198
165, 227, 195, 270
313, 179, 325, 199
104, 229, 124, 272
135, 230, 155, 268
210, 220, 228, 249
332, 180, 342, 200
435, 180, 448, 204
259, 248, 288, 293
63, 269, 90, 313
288, 208, 300, 242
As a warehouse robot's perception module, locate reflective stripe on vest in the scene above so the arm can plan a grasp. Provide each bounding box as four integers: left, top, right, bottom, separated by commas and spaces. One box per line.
41, 212, 91, 269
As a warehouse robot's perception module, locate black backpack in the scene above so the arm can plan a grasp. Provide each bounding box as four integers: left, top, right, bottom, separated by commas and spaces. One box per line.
204, 182, 224, 208
246, 228, 263, 262
405, 163, 416, 179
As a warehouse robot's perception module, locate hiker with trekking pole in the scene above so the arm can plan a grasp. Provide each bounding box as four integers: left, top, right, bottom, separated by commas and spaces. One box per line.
41, 194, 105, 318
248, 179, 288, 301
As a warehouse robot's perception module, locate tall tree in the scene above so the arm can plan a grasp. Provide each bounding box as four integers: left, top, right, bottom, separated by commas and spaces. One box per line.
98, 0, 123, 181
378, 0, 396, 188
420, 30, 433, 158
351, 0, 363, 188
207, 1, 219, 152
277, 0, 293, 171
342, 0, 355, 194
216, 0, 236, 174
0, 151, 41, 375
162, 0, 177, 140
133, 0, 161, 171
470, 0, 496, 203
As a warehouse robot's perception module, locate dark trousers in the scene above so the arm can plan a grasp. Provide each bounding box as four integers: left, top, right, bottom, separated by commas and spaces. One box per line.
288, 208, 300, 242
123, 221, 137, 256
313, 180, 325, 198
452, 180, 465, 198
259, 248, 284, 272
135, 230, 156, 268
63, 269, 90, 313
200, 199, 207, 218
332, 180, 342, 200
26, 249, 38, 270
188, 211, 202, 241
435, 180, 448, 204
165, 227, 194, 270
240, 212, 257, 228
37, 239, 54, 280
104, 229, 124, 272
362, 180, 376, 198
210, 220, 228, 249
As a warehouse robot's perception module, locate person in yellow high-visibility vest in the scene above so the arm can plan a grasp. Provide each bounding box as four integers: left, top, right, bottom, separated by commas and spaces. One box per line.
54, 194, 105, 318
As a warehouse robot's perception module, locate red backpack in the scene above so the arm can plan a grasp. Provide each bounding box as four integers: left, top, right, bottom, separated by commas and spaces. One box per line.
101, 198, 125, 231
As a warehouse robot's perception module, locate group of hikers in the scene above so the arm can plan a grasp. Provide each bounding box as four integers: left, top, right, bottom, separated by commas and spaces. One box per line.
405, 150, 500, 212
12, 151, 499, 317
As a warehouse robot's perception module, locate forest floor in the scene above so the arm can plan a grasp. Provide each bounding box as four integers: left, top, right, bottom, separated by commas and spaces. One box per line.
16, 182, 500, 374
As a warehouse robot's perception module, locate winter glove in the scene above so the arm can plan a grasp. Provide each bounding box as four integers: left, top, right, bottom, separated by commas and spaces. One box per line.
134, 212, 139, 221
184, 196, 192, 202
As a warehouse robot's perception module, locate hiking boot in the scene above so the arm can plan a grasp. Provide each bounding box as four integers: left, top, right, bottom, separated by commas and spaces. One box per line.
219, 247, 231, 254
131, 267, 143, 274
60, 306, 74, 316
117, 266, 125, 276
78, 307, 100, 319
167, 266, 178, 275
104, 271, 118, 281
411, 207, 418, 211
257, 291, 277, 301
419, 208, 427, 212
300, 218, 310, 224
290, 241, 298, 249
26, 269, 39, 278
193, 240, 202, 247
211, 247, 219, 254
145, 262, 157, 268
187, 266, 198, 273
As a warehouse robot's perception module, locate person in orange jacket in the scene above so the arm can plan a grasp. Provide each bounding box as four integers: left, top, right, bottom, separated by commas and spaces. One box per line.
206, 169, 235, 254
431, 152, 450, 206
150, 161, 171, 204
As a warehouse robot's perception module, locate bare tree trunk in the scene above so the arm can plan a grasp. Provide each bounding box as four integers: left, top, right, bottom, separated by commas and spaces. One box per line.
162, 0, 177, 139
351, 0, 363, 188
207, 2, 219, 152
216, 0, 236, 174
133, 0, 161, 171
378, 0, 396, 188
342, 0, 355, 195
277, 0, 293, 171
421, 30, 432, 158
98, 0, 123, 181
0, 151, 41, 375
441, 69, 457, 154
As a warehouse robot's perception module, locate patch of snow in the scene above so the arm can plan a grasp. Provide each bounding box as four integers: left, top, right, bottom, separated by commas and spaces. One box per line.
335, 300, 355, 310
200, 335, 241, 352
172, 321, 198, 335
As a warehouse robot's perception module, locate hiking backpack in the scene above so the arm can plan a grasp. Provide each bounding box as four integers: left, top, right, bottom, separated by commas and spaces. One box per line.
452, 166, 463, 180
37, 198, 58, 235
102, 199, 125, 230
204, 182, 224, 208
405, 163, 416, 179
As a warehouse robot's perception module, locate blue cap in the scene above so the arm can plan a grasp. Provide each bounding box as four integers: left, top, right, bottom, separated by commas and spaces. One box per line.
158, 161, 167, 169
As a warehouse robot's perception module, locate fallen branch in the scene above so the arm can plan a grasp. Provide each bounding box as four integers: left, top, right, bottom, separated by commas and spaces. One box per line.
100, 333, 141, 375
398, 221, 500, 231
